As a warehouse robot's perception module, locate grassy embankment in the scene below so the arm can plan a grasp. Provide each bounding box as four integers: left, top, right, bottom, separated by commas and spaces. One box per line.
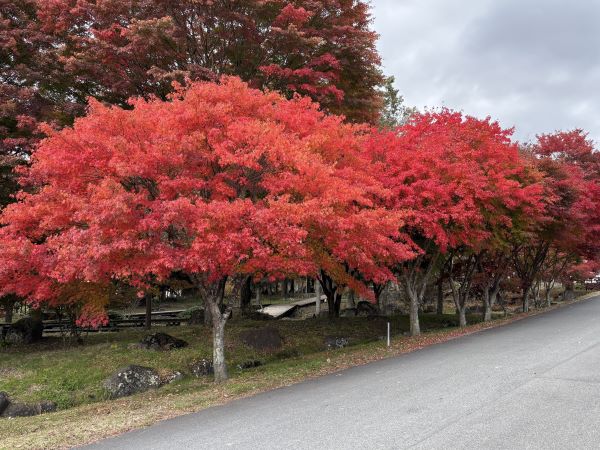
0, 290, 598, 449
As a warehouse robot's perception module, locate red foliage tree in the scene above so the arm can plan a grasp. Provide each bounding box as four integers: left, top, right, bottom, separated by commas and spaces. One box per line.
513, 130, 600, 310
1, 0, 384, 218
0, 0, 82, 207
367, 111, 543, 332
0, 77, 407, 380
35, 0, 383, 123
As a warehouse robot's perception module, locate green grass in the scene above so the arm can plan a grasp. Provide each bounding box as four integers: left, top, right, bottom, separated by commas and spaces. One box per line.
0, 312, 491, 410
2, 293, 598, 449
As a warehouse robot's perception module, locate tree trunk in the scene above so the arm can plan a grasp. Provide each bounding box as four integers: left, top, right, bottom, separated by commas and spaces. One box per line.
320, 271, 341, 320
545, 280, 555, 307
145, 296, 152, 330
240, 276, 252, 315
373, 283, 386, 314
405, 285, 421, 336
204, 295, 213, 325
563, 282, 575, 301
256, 285, 262, 309
483, 301, 492, 322
482, 288, 493, 322
451, 287, 468, 328
335, 294, 341, 317
4, 298, 15, 324
436, 279, 444, 315
347, 290, 356, 309
458, 307, 467, 327
212, 316, 227, 382
522, 283, 531, 313
327, 292, 342, 320
314, 280, 321, 316
327, 291, 336, 319
207, 298, 228, 383
203, 277, 230, 383
409, 295, 420, 336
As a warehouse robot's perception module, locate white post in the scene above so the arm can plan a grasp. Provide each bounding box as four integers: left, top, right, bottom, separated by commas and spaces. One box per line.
315, 278, 321, 317
387, 322, 391, 347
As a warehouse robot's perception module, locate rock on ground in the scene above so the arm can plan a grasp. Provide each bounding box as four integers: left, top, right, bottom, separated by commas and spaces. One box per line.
161, 371, 184, 384
190, 359, 214, 377
103, 365, 162, 399
3, 316, 43, 344
0, 392, 9, 415
324, 337, 350, 350
187, 309, 204, 325
237, 360, 263, 371
0, 392, 57, 418
1, 400, 57, 418
356, 301, 378, 317
239, 327, 282, 351
133, 332, 189, 351
340, 308, 357, 317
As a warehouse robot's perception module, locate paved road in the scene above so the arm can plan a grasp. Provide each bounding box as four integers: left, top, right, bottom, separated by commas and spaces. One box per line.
86, 295, 600, 450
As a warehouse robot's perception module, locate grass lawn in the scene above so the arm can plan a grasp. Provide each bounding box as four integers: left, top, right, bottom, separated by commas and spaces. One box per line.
0, 292, 597, 450
0, 313, 469, 410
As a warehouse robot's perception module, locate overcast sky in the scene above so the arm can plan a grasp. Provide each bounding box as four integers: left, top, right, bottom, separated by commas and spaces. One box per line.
370, 0, 600, 144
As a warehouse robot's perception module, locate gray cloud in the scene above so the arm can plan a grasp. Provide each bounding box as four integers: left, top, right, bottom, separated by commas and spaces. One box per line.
371, 0, 600, 143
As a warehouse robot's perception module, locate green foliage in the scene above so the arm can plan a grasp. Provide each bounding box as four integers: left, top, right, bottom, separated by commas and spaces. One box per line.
378, 76, 417, 129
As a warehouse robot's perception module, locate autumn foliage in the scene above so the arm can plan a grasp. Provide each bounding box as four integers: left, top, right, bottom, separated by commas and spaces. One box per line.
0, 78, 410, 380
0, 2, 599, 383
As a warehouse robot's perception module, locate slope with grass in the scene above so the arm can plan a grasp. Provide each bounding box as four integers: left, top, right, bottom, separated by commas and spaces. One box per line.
1, 292, 597, 449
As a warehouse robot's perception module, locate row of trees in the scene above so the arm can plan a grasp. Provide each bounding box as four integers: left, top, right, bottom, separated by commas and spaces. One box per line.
1, 1, 599, 382
1, 0, 382, 183
1, 77, 599, 381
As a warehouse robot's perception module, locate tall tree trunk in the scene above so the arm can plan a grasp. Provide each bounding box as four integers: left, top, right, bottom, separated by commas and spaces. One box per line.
483, 300, 492, 322
208, 300, 228, 383
3, 297, 15, 324
373, 283, 386, 314
320, 271, 341, 320
458, 306, 467, 327
452, 290, 469, 327
399, 251, 440, 336
436, 278, 444, 315
239, 276, 252, 315
482, 284, 500, 322
563, 281, 575, 301
404, 285, 421, 336
203, 277, 230, 383
314, 279, 321, 316
334, 293, 342, 317
5, 304, 13, 324
347, 290, 356, 309
448, 254, 479, 328
204, 307, 212, 325
326, 290, 336, 319
545, 280, 555, 307
327, 292, 342, 320
522, 283, 531, 313
145, 296, 152, 330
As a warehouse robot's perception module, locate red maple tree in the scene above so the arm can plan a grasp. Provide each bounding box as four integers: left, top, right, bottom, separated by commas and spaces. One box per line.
512, 130, 600, 310
367, 110, 544, 332
0, 77, 408, 380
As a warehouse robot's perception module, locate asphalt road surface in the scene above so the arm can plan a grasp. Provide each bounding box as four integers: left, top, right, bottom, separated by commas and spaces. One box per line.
85, 294, 600, 450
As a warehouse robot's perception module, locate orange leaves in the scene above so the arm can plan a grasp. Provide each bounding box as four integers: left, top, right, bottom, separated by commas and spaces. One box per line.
2, 75, 595, 327
367, 110, 545, 254
0, 77, 403, 323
